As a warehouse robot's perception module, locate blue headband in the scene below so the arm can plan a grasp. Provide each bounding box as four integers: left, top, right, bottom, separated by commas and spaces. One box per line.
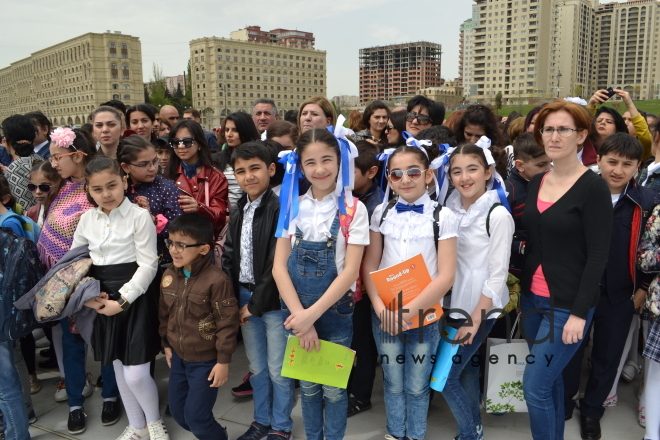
275, 150, 303, 237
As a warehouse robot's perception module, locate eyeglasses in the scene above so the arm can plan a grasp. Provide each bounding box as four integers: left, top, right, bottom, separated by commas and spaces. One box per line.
405, 112, 431, 126
27, 183, 52, 192
48, 151, 81, 164
129, 157, 161, 168
384, 125, 394, 132
164, 239, 205, 252
539, 127, 582, 137
169, 137, 195, 149
388, 168, 428, 182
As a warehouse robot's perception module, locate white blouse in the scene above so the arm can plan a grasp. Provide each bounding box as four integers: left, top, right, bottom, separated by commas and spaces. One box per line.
71, 197, 158, 304
370, 193, 458, 280
445, 189, 514, 320
282, 189, 370, 289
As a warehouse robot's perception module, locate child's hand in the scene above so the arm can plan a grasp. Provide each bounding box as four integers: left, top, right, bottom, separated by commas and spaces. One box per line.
164, 347, 173, 368
298, 326, 320, 352
208, 363, 229, 387
178, 195, 198, 213
0, 164, 7, 174
135, 196, 150, 212
454, 318, 481, 347
284, 309, 317, 336
378, 309, 409, 336
84, 297, 104, 310
239, 305, 252, 325
95, 299, 123, 316
633, 288, 647, 313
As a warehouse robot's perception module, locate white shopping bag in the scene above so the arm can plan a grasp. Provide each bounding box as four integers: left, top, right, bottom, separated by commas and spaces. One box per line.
483, 315, 529, 413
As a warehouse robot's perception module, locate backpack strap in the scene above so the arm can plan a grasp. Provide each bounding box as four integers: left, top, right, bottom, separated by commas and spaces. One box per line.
433, 203, 443, 252
486, 203, 502, 237
378, 199, 398, 228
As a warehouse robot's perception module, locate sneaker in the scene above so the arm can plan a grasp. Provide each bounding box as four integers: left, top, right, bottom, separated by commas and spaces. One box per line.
384, 435, 402, 440
147, 419, 170, 440
30, 374, 42, 394
28, 410, 37, 425
622, 360, 640, 383
67, 408, 86, 435
267, 430, 292, 440
82, 375, 94, 398
115, 425, 149, 440
39, 348, 51, 358
102, 400, 121, 426
347, 394, 372, 417
453, 423, 484, 440
237, 421, 269, 440
639, 407, 646, 428
55, 378, 67, 402
602, 394, 617, 407
38, 357, 58, 369
231, 373, 254, 397
96, 375, 104, 389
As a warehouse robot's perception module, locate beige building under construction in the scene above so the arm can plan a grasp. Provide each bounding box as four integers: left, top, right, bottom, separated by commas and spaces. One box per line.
0, 31, 143, 126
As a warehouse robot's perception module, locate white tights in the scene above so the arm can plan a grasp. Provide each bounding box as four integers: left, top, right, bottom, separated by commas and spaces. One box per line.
607, 316, 640, 399
113, 360, 160, 429
51, 323, 65, 378
645, 358, 660, 440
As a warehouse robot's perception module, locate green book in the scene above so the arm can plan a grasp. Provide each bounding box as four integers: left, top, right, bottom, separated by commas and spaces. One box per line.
281, 336, 356, 389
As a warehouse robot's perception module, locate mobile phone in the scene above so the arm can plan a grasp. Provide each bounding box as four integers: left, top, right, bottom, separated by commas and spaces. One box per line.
605, 87, 616, 99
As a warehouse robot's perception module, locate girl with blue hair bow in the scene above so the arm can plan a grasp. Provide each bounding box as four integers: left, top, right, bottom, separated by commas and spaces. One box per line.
272, 124, 369, 440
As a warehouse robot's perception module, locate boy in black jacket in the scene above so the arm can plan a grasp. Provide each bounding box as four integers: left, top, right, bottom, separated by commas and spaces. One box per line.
222, 141, 295, 440
562, 133, 660, 440
504, 132, 551, 276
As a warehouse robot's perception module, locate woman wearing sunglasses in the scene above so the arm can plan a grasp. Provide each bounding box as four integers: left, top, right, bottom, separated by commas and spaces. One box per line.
166, 119, 228, 235
354, 100, 391, 146
405, 95, 445, 137
119, 135, 183, 265
211, 112, 259, 210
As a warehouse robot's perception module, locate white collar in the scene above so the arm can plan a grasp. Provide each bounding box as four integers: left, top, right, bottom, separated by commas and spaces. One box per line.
95, 197, 132, 217
396, 192, 431, 206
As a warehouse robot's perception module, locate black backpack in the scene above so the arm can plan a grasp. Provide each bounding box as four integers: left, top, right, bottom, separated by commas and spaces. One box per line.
0, 228, 44, 341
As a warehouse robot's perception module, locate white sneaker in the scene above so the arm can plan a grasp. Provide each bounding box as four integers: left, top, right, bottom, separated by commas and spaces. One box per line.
116, 425, 150, 440
35, 336, 50, 348
622, 360, 639, 382
82, 375, 93, 398
54, 378, 67, 402
639, 407, 646, 428
147, 419, 169, 440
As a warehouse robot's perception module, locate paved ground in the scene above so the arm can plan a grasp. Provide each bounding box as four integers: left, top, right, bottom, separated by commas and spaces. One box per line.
26, 340, 646, 440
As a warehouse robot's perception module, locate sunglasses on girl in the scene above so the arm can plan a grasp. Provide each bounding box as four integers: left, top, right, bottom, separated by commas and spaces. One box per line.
27, 183, 52, 192
169, 137, 195, 149
388, 168, 428, 182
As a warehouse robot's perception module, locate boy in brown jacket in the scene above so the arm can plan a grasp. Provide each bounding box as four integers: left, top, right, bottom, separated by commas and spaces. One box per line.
158, 212, 239, 440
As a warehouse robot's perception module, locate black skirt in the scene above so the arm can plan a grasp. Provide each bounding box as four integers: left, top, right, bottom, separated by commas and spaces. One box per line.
91, 262, 161, 366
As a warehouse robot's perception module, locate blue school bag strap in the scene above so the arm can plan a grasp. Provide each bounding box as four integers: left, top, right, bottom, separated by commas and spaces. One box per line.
0, 210, 41, 243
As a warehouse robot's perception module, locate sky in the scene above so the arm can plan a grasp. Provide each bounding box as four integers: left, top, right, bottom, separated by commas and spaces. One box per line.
0, 0, 473, 98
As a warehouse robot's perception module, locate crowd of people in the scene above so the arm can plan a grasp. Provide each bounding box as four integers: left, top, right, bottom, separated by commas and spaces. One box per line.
0, 90, 659, 440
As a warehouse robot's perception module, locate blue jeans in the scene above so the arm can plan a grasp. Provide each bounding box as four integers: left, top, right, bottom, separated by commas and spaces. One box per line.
61, 319, 118, 407
168, 351, 227, 440
284, 216, 353, 440
442, 319, 496, 440
0, 340, 30, 440
520, 293, 595, 440
372, 313, 439, 439
239, 286, 294, 432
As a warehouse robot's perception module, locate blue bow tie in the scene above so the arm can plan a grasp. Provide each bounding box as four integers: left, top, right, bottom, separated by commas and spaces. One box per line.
395, 202, 424, 214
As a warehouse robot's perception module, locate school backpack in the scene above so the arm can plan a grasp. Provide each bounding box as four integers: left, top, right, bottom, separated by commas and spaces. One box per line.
0, 228, 44, 341
0, 209, 42, 243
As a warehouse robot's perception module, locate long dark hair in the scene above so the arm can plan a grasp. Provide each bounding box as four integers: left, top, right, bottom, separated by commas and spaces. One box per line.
388, 110, 408, 146
216, 112, 260, 171
166, 119, 215, 179
126, 104, 156, 141
84, 156, 124, 207
1, 114, 36, 157
30, 160, 62, 217
455, 104, 503, 147
595, 107, 628, 135
117, 135, 156, 185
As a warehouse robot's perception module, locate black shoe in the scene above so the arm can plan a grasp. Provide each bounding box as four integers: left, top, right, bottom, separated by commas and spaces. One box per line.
231, 373, 254, 397
67, 408, 86, 435
96, 375, 103, 388
39, 348, 51, 358
165, 404, 171, 417
580, 415, 601, 440
347, 394, 372, 417
101, 400, 121, 426
38, 357, 58, 369
28, 410, 37, 425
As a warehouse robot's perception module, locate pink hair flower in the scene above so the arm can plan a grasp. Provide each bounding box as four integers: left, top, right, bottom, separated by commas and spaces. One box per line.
51, 127, 76, 149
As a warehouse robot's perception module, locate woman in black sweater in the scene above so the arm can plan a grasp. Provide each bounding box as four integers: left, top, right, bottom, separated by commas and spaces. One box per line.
520, 100, 613, 440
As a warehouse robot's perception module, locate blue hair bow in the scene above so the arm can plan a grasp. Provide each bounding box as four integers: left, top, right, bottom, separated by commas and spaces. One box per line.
433, 143, 455, 205
475, 136, 511, 213
275, 150, 303, 238
327, 115, 358, 215
377, 148, 396, 204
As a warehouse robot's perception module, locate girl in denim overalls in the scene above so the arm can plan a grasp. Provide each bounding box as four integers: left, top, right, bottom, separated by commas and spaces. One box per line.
273, 127, 369, 440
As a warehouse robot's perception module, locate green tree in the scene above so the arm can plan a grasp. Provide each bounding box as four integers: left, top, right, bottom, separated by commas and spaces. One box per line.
186, 60, 192, 103
147, 64, 172, 109
574, 85, 584, 97
634, 85, 642, 100
495, 91, 503, 113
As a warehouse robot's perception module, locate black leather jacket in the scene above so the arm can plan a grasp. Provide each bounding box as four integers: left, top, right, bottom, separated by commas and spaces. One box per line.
222, 189, 281, 317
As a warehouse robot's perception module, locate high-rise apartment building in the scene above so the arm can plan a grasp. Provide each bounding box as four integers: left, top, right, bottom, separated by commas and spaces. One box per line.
189, 30, 326, 128
556, 0, 597, 98
469, 0, 559, 105
165, 75, 186, 94
358, 42, 442, 104
459, 16, 477, 98
230, 26, 315, 49
0, 31, 143, 125
595, 0, 660, 100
